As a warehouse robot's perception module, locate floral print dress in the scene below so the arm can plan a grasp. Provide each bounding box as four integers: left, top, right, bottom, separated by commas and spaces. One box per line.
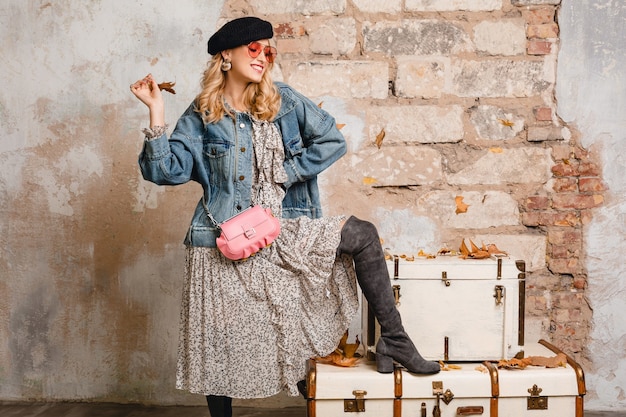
175, 111, 359, 398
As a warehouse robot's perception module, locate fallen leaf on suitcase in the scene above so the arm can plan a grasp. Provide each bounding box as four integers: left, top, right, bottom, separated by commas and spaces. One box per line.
439, 361, 463, 371
315, 351, 360, 367
337, 330, 361, 359
460, 240, 470, 258
315, 330, 361, 367
484, 243, 508, 257
527, 353, 567, 368
497, 357, 532, 369
475, 365, 488, 373
437, 247, 457, 256
459, 239, 491, 259
418, 249, 436, 259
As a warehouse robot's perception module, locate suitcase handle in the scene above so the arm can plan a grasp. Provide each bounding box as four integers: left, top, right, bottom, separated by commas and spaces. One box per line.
456, 406, 484, 415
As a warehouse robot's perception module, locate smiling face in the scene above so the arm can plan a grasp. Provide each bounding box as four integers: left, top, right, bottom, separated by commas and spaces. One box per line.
221, 39, 274, 86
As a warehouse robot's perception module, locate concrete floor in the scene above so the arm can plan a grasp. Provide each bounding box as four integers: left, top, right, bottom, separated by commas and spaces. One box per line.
1, 403, 625, 417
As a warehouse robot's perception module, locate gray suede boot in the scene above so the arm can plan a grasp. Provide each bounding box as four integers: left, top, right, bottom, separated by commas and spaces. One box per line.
338, 216, 440, 375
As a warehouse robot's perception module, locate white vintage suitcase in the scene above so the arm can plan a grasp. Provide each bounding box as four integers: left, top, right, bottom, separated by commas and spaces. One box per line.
305, 340, 585, 417
364, 256, 526, 362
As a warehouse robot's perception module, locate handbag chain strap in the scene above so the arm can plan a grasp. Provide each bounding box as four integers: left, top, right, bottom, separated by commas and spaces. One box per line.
202, 198, 222, 229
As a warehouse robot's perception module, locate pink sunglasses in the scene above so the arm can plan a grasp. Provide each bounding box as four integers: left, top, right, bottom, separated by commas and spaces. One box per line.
247, 41, 277, 63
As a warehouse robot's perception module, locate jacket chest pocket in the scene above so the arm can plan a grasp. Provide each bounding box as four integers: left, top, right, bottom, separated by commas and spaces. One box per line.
202, 141, 231, 184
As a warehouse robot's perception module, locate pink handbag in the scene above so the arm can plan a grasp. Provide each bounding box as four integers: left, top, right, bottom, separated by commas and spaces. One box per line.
214, 205, 281, 261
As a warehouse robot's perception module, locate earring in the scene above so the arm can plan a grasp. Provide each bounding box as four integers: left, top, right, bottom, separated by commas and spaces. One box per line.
221, 59, 232, 71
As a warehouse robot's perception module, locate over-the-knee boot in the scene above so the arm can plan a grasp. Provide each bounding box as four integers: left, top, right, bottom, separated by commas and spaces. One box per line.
206, 395, 232, 417
338, 216, 440, 375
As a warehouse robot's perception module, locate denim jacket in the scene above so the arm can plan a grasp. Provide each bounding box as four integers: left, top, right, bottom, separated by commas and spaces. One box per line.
138, 82, 347, 247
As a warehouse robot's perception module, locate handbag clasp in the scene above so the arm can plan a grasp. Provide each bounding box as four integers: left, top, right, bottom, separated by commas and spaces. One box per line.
243, 226, 257, 239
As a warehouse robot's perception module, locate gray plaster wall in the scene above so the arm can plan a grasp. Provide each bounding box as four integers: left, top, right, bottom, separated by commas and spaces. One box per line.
557, 0, 626, 411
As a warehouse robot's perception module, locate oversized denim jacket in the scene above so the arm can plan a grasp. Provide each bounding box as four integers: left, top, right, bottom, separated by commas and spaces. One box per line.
138, 82, 347, 247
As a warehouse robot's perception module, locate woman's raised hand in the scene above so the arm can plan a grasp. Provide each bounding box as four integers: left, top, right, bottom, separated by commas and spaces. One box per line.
130, 74, 163, 109
130, 74, 166, 127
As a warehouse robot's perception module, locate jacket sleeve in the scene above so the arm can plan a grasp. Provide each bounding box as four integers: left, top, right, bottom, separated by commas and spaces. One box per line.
281, 86, 347, 189
137, 106, 203, 186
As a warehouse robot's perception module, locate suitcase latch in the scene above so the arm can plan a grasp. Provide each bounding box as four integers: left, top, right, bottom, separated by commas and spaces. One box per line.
432, 381, 455, 417
344, 389, 367, 412
494, 285, 505, 305
393, 284, 401, 305
527, 384, 548, 410
441, 271, 451, 287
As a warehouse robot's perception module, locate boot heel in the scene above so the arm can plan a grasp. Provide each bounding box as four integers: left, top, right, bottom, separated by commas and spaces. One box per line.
376, 353, 394, 373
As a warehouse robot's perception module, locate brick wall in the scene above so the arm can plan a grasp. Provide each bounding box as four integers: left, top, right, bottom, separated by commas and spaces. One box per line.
223, 0, 603, 365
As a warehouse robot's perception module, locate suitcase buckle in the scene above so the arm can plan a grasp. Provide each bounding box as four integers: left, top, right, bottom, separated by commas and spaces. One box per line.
527, 384, 549, 410
344, 390, 367, 412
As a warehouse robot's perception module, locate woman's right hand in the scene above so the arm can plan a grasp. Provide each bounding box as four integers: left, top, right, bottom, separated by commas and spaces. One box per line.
130, 74, 163, 109
130, 74, 165, 127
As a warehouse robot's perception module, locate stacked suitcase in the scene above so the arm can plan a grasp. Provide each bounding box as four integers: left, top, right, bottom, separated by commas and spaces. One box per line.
304, 256, 586, 416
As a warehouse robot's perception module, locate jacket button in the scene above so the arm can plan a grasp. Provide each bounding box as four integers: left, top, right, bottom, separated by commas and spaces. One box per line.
239, 123, 245, 128
240, 147, 246, 152
239, 175, 245, 181
236, 205, 242, 210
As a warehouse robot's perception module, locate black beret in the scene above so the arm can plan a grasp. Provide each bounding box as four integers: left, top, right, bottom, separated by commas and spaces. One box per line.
207, 17, 274, 55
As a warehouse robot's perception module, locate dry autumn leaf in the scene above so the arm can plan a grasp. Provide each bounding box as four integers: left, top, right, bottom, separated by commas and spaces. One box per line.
485, 243, 508, 257
498, 118, 515, 127
157, 81, 176, 94
336, 123, 346, 130
455, 195, 469, 214
527, 353, 567, 368
439, 361, 463, 371
496, 353, 567, 370
375, 128, 385, 149
459, 239, 491, 259
315, 351, 360, 367
460, 239, 470, 258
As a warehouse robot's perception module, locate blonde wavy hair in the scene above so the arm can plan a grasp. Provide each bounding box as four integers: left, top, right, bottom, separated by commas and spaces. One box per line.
194, 53, 281, 124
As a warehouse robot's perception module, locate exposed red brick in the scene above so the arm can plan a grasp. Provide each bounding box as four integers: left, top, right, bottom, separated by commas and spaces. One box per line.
549, 258, 580, 274
528, 40, 552, 55
578, 162, 601, 176
521, 212, 542, 226
551, 145, 574, 161
553, 194, 604, 210
553, 178, 578, 193
573, 277, 586, 290
573, 147, 591, 160
527, 23, 559, 39
551, 245, 568, 258
522, 211, 579, 227
526, 195, 550, 210
553, 211, 581, 227
579, 177, 606, 192
549, 229, 582, 246
534, 107, 553, 121
580, 209, 594, 225
522, 7, 556, 25
552, 161, 579, 177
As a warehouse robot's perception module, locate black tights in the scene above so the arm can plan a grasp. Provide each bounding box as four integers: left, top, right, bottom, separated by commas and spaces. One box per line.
206, 395, 232, 417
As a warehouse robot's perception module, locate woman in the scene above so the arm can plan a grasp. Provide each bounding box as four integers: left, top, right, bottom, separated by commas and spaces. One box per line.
130, 16, 439, 417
